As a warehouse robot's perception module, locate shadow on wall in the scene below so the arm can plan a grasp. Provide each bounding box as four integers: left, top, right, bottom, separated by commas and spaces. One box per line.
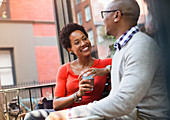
154, 0, 170, 116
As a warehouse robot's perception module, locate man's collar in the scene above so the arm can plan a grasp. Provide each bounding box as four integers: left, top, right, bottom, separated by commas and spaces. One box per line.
114, 26, 139, 50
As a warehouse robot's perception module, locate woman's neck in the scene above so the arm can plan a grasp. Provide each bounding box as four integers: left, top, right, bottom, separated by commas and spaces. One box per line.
70, 56, 95, 75
76, 56, 94, 68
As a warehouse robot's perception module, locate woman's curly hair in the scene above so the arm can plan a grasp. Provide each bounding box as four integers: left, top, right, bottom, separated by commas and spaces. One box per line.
59, 23, 88, 51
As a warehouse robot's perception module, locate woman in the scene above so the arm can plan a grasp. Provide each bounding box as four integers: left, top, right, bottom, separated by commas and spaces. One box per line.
53, 23, 112, 110
24, 23, 111, 120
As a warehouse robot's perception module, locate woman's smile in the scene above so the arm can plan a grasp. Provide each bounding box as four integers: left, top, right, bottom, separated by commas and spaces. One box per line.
81, 46, 89, 52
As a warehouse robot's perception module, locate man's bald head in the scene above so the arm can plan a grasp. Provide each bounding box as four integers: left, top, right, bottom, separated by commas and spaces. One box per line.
110, 0, 140, 25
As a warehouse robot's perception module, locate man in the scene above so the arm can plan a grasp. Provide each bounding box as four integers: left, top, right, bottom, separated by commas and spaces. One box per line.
47, 0, 169, 119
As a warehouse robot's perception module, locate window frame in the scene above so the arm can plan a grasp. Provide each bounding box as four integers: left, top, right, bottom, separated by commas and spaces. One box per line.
88, 29, 94, 46
85, 5, 91, 22
77, 11, 83, 25
0, 48, 16, 87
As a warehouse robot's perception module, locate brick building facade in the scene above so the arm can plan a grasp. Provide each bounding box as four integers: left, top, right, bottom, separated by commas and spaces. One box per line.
0, 0, 60, 87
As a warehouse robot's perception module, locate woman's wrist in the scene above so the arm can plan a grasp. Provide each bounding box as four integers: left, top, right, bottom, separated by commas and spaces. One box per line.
73, 92, 82, 103
76, 91, 82, 98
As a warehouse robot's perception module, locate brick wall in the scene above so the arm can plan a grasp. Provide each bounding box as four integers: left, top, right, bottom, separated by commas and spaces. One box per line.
9, 0, 54, 21
35, 46, 60, 83
33, 23, 56, 37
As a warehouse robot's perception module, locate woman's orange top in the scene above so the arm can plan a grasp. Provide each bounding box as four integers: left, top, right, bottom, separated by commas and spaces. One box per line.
54, 58, 112, 108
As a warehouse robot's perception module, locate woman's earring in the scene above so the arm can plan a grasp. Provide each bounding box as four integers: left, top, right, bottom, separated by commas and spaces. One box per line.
70, 51, 73, 54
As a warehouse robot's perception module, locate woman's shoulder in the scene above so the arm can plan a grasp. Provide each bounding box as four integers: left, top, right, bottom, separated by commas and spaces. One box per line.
57, 62, 71, 77
58, 62, 70, 72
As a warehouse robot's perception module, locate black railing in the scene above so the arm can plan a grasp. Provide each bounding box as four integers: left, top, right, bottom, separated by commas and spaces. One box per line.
0, 83, 55, 120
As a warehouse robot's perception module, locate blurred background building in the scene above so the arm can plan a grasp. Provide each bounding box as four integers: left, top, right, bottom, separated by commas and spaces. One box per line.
0, 0, 59, 87
0, 0, 167, 87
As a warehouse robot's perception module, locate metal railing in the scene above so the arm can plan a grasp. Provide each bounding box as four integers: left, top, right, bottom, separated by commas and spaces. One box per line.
0, 83, 55, 120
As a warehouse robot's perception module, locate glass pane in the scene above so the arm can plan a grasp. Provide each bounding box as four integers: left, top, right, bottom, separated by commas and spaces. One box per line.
77, 11, 83, 25
76, 0, 81, 5
88, 29, 94, 46
136, 0, 158, 42
0, 50, 12, 67
85, 6, 91, 22
0, 68, 14, 86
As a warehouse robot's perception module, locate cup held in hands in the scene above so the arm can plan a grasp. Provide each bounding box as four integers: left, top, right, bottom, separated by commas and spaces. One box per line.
82, 72, 94, 80
82, 72, 94, 91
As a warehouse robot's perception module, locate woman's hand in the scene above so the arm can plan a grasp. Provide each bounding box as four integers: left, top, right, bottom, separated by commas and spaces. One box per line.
76, 67, 110, 98
76, 79, 93, 98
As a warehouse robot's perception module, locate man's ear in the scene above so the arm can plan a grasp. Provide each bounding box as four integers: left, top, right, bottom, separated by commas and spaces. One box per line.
113, 11, 122, 22
115, 13, 118, 18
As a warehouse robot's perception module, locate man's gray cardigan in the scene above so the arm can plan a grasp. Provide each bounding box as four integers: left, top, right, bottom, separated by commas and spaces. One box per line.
70, 32, 170, 120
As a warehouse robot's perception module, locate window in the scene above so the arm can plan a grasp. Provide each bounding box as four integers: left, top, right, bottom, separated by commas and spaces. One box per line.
85, 6, 91, 22
0, 0, 9, 19
76, 0, 80, 5
97, 26, 104, 43
77, 11, 83, 25
0, 49, 15, 86
82, 0, 85, 2
88, 29, 94, 46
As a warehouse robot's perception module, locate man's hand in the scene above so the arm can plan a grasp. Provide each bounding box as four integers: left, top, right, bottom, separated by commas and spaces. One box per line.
46, 110, 67, 120
78, 68, 109, 81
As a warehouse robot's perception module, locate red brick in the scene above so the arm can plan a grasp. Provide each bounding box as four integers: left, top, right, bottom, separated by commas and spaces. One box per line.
35, 46, 60, 83
10, 0, 55, 21
33, 23, 56, 37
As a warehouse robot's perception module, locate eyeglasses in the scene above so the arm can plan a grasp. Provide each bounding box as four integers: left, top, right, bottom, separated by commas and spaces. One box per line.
101, 10, 123, 19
